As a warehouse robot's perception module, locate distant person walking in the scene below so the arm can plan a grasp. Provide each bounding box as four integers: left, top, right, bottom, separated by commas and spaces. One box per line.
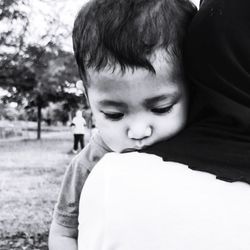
71, 110, 86, 154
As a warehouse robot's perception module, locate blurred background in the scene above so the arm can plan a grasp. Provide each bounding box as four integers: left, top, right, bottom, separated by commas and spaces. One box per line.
0, 0, 199, 249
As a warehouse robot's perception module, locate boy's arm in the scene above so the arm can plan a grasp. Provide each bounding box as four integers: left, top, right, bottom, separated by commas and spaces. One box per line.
49, 132, 110, 250
49, 221, 78, 250
48, 149, 90, 250
48, 155, 84, 250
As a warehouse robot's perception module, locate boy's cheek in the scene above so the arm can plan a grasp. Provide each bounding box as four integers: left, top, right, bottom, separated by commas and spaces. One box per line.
99, 131, 121, 152
94, 113, 108, 128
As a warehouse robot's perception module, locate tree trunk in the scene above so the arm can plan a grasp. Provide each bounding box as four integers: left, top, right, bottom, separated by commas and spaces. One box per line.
37, 105, 42, 140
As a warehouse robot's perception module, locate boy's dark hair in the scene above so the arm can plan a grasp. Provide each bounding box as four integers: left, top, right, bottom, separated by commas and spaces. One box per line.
73, 0, 197, 84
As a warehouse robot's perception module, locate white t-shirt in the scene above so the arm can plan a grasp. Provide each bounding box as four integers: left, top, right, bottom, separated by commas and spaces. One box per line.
72, 116, 86, 134
78, 152, 250, 250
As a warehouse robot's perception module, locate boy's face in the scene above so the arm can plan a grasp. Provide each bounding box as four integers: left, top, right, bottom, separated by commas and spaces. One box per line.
87, 51, 188, 152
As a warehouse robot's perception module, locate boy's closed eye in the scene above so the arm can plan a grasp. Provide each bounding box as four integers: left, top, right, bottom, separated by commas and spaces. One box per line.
101, 111, 124, 121
151, 105, 173, 114
100, 104, 174, 121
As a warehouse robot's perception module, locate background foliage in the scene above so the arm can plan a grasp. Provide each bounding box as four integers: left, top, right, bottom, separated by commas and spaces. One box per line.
0, 0, 87, 139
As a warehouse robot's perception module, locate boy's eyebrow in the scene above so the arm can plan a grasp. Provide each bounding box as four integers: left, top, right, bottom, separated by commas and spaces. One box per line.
144, 93, 180, 106
99, 100, 128, 109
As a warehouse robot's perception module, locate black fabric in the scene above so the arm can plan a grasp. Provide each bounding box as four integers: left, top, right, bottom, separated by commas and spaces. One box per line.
143, 0, 250, 183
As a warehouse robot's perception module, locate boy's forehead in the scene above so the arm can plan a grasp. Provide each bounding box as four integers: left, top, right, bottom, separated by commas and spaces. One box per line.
87, 50, 178, 86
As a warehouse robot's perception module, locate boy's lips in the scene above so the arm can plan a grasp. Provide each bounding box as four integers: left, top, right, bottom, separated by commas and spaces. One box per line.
121, 145, 147, 153
121, 148, 137, 153
120, 140, 151, 153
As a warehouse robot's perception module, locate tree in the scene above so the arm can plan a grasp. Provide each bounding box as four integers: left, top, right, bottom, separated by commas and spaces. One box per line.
26, 45, 84, 139
1, 44, 85, 139
0, 0, 29, 70
0, 0, 86, 139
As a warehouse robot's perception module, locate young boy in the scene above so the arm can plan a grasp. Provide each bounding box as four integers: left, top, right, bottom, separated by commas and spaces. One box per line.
49, 0, 196, 249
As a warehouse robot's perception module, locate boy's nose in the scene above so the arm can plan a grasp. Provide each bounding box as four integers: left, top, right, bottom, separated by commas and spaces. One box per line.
127, 125, 152, 140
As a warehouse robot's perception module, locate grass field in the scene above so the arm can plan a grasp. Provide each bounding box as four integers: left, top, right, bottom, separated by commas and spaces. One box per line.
0, 130, 75, 249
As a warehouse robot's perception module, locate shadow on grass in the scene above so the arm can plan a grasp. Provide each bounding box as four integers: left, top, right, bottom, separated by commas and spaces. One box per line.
0, 232, 48, 250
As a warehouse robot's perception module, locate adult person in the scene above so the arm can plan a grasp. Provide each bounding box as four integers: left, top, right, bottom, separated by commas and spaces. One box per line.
144, 0, 250, 183
78, 153, 250, 250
